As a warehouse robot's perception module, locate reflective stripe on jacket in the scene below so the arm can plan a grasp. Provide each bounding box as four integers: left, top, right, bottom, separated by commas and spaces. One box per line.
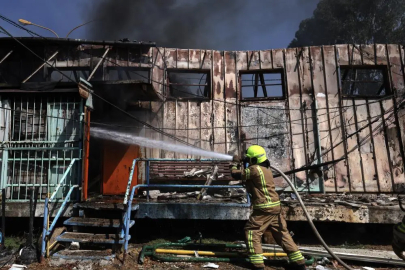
231, 164, 280, 209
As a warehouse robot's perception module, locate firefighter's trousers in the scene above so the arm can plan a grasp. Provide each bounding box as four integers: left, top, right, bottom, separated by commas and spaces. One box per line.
245, 206, 305, 267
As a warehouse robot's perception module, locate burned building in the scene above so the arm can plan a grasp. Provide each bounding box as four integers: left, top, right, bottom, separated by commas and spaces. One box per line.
0, 38, 404, 226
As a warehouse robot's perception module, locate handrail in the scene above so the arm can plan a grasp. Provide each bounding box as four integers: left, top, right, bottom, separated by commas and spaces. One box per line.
48, 185, 78, 234
40, 157, 80, 261
41, 185, 78, 261
124, 158, 139, 205
49, 158, 80, 202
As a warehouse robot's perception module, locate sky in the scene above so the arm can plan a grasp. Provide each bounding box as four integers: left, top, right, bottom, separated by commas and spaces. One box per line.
0, 0, 319, 51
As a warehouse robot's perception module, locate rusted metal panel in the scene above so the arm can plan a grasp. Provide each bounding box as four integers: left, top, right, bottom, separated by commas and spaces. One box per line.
336, 44, 349, 66
343, 98, 364, 192
355, 100, 378, 192
247, 51, 260, 70
323, 46, 348, 191
376, 44, 388, 65
200, 101, 213, 151
224, 51, 237, 99
188, 101, 201, 155
152, 47, 164, 97
189, 49, 201, 69
382, 99, 405, 191
177, 49, 188, 69
200, 50, 212, 70
285, 48, 306, 186
310, 46, 335, 191
164, 48, 177, 68
299, 47, 318, 190
224, 51, 238, 155
235, 51, 247, 71
360, 44, 376, 65
348, 44, 362, 65
386, 44, 405, 191
163, 101, 176, 158
212, 51, 225, 154
150, 101, 164, 158
369, 101, 392, 192
176, 101, 188, 158
259, 50, 272, 69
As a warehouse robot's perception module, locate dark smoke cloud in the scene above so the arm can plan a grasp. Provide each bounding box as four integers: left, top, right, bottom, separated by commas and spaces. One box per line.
85, 0, 319, 50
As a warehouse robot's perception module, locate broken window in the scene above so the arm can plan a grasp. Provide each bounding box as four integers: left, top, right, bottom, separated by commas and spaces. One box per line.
167, 70, 210, 100
106, 67, 149, 82
240, 70, 284, 100
340, 66, 390, 97
49, 67, 92, 82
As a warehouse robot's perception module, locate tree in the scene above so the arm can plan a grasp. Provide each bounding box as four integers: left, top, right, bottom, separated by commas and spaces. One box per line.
289, 0, 405, 48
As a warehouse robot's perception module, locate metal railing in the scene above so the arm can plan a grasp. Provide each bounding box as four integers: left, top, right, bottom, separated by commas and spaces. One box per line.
122, 158, 250, 257
40, 158, 80, 260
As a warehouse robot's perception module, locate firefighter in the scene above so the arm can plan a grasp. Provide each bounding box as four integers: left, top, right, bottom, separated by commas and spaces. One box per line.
230, 145, 306, 270
393, 216, 405, 261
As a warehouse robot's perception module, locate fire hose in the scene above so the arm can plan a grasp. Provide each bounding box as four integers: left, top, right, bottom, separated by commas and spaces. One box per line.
270, 164, 354, 270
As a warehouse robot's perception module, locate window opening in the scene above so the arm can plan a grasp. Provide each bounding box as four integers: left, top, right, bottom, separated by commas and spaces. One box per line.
106, 67, 149, 82
167, 70, 210, 99
340, 66, 390, 97
240, 71, 284, 100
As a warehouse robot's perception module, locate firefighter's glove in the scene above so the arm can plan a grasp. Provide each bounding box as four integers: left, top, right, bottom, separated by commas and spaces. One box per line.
232, 155, 242, 163
229, 162, 239, 170
393, 224, 405, 261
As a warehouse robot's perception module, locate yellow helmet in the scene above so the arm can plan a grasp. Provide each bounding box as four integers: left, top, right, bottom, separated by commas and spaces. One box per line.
245, 145, 267, 165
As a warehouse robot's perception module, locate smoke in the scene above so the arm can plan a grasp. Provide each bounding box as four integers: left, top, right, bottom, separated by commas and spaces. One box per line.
84, 0, 319, 50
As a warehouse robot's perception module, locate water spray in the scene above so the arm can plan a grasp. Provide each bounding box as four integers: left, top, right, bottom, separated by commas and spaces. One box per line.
91, 127, 233, 160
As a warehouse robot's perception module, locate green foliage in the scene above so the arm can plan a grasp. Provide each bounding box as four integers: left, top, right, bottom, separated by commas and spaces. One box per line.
289, 0, 405, 47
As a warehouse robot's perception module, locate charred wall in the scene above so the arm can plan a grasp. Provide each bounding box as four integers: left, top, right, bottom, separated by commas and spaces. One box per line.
147, 45, 405, 193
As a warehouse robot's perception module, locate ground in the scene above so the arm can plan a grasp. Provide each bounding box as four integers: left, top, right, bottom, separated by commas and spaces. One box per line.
0, 243, 400, 270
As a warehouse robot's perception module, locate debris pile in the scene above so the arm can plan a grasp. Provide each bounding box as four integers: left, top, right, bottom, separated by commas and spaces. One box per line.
280, 193, 401, 207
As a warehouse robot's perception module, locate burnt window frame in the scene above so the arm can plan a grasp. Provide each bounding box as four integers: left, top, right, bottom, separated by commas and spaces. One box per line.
239, 69, 286, 101
340, 65, 391, 99
166, 69, 211, 101
105, 66, 151, 83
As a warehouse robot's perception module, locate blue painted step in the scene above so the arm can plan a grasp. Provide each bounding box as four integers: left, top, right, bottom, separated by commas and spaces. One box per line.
56, 232, 130, 244
52, 249, 116, 261
64, 217, 135, 228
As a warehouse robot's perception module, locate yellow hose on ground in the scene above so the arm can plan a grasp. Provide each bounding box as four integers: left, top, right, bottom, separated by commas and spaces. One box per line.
155, 249, 287, 257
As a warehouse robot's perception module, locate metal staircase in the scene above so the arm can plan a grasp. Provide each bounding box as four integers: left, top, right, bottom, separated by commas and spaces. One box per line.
50, 200, 137, 261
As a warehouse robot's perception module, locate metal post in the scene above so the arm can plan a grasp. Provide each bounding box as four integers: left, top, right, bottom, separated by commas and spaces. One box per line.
0, 50, 13, 65
22, 51, 59, 83
28, 188, 34, 247
1, 188, 5, 246
123, 159, 138, 205
41, 197, 49, 261
146, 161, 150, 202
87, 47, 110, 81
124, 185, 136, 262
